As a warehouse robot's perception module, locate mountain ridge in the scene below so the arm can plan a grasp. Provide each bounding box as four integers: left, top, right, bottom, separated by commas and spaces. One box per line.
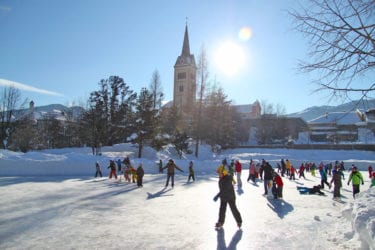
288, 99, 375, 121
26, 99, 375, 122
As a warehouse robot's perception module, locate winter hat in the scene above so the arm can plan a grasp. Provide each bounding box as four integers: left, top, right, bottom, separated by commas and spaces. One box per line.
217, 165, 225, 174
222, 158, 227, 165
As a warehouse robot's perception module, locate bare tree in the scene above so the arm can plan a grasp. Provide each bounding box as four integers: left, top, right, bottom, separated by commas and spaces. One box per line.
260, 100, 286, 116
275, 103, 287, 116
0, 87, 27, 149
260, 100, 274, 115
149, 69, 164, 110
290, 0, 375, 100
194, 45, 209, 157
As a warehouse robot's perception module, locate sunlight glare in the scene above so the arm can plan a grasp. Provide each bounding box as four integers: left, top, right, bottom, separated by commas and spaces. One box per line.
213, 41, 246, 76
238, 27, 252, 41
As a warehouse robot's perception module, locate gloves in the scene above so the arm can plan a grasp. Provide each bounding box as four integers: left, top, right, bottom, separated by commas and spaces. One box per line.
213, 194, 219, 202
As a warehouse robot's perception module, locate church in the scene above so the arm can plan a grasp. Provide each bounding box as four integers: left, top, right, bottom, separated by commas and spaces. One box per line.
173, 24, 197, 115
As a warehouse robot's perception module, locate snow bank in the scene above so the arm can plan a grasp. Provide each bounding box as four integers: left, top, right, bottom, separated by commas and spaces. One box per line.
343, 188, 375, 250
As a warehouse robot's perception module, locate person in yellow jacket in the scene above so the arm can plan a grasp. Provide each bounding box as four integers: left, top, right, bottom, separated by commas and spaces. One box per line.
130, 165, 137, 183
217, 158, 236, 182
285, 159, 291, 176
347, 166, 364, 198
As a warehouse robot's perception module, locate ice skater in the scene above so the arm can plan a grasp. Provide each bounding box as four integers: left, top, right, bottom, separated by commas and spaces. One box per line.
162, 159, 183, 188
213, 169, 242, 229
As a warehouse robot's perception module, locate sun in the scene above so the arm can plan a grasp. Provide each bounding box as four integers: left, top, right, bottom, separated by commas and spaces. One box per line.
213, 40, 246, 76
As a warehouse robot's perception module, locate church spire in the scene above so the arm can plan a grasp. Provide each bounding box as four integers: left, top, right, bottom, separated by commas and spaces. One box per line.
181, 23, 190, 57
173, 22, 197, 116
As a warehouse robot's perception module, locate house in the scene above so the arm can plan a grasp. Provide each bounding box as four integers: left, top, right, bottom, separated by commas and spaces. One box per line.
307, 111, 375, 143
22, 100, 69, 122
240, 114, 308, 145
233, 100, 261, 119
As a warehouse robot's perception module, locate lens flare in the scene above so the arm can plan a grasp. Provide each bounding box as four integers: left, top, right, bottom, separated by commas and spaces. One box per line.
238, 27, 252, 41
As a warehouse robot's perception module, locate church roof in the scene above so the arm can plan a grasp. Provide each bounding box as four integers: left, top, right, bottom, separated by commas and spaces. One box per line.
234, 104, 254, 113
174, 24, 196, 68
181, 24, 190, 56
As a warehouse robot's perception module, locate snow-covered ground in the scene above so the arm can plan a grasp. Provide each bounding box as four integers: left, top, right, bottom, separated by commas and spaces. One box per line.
0, 144, 374, 249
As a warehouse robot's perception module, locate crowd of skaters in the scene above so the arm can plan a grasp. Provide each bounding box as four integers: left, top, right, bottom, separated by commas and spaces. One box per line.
94, 157, 195, 188
93, 155, 374, 230
95, 156, 374, 196
218, 157, 374, 202
94, 156, 145, 187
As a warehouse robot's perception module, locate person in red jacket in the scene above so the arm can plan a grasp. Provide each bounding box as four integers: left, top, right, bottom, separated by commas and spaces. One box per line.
273, 172, 284, 199
289, 165, 296, 180
247, 160, 256, 183
234, 160, 242, 187
368, 165, 373, 179
107, 160, 117, 179
298, 163, 306, 179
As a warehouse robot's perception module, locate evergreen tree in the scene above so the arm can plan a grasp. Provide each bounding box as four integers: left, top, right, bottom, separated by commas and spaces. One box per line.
172, 130, 190, 159
81, 76, 137, 147
133, 88, 159, 158
201, 85, 239, 149
7, 117, 37, 152
160, 105, 181, 135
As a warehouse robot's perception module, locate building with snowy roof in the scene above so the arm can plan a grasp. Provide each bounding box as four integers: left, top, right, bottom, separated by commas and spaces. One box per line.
307, 111, 375, 143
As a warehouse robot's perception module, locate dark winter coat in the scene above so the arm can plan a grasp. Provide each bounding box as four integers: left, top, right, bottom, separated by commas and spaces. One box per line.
309, 185, 324, 195
331, 169, 342, 187
217, 174, 236, 202
136, 166, 144, 178
107, 161, 116, 171
189, 165, 194, 175
262, 163, 274, 180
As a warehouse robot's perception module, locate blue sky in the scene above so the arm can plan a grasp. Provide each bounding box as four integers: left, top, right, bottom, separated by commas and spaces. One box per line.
0, 0, 355, 113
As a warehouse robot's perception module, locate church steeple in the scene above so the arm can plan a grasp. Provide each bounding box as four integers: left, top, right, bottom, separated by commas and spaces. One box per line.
174, 23, 196, 67
173, 23, 197, 116
181, 24, 190, 57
